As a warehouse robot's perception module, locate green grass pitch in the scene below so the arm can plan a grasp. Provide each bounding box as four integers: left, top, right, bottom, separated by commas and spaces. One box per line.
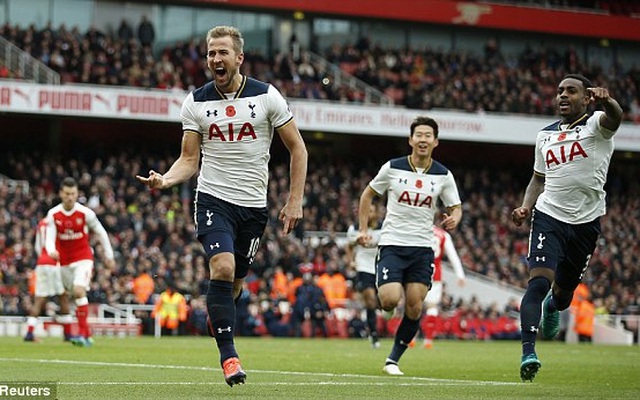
0, 336, 638, 399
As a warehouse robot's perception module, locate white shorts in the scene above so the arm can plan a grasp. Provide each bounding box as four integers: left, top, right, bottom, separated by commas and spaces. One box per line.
34, 265, 65, 297
60, 259, 94, 292
424, 281, 443, 306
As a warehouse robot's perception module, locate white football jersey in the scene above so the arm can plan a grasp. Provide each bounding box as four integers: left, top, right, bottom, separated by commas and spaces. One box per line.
181, 75, 294, 207
533, 111, 616, 224
369, 156, 461, 247
347, 224, 381, 274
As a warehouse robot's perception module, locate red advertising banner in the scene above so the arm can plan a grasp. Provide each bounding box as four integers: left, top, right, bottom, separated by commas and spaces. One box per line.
196, 0, 640, 41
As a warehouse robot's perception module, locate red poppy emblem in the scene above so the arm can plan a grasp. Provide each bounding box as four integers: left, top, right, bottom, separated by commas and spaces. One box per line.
226, 106, 236, 117
558, 133, 566, 141
416, 180, 423, 189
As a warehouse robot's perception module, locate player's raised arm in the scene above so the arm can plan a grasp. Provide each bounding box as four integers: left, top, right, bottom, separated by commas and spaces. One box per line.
136, 131, 201, 189
587, 87, 623, 134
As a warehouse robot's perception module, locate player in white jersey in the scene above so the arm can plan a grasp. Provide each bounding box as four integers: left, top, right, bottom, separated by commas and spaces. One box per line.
357, 116, 462, 376
346, 203, 382, 348
136, 25, 307, 387
511, 74, 622, 382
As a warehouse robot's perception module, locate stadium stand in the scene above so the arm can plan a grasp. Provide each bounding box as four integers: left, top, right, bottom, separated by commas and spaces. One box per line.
2, 21, 639, 120
0, 149, 638, 338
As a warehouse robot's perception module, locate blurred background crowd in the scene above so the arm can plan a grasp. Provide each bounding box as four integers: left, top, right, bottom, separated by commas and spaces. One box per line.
1, 148, 638, 338
1, 19, 639, 121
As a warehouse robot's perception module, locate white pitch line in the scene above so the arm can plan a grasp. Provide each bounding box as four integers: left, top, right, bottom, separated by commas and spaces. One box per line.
58, 381, 508, 387
0, 357, 518, 386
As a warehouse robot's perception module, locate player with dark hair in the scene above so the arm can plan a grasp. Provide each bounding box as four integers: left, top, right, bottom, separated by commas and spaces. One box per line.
136, 25, 307, 387
45, 177, 115, 347
512, 74, 623, 381
357, 116, 462, 375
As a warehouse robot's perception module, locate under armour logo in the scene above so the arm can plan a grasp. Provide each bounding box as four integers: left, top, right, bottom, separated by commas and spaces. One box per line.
399, 178, 407, 184
537, 233, 546, 249
206, 210, 214, 226
382, 267, 389, 280
210, 243, 220, 250
217, 326, 231, 333
248, 102, 256, 118
206, 110, 217, 117
536, 256, 546, 262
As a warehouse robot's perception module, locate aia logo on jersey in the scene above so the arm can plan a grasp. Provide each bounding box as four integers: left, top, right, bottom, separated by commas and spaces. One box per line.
545, 142, 588, 168
208, 122, 257, 141
225, 106, 236, 117
398, 191, 433, 208
415, 180, 423, 189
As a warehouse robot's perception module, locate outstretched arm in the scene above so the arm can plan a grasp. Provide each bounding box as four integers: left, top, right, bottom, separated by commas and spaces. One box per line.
511, 172, 545, 226
277, 120, 308, 235
136, 131, 201, 189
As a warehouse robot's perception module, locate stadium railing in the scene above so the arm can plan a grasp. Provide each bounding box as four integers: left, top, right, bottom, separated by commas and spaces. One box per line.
0, 36, 60, 84
305, 51, 395, 106
93, 303, 154, 337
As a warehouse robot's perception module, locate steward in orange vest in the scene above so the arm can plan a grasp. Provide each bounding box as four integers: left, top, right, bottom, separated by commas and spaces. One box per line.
152, 286, 188, 333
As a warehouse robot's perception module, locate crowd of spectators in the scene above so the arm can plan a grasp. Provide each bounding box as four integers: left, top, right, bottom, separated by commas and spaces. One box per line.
319, 37, 640, 122
2, 21, 639, 122
0, 148, 638, 338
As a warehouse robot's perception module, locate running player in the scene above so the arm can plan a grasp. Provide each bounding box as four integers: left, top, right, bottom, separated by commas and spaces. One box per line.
136, 25, 307, 386
512, 74, 623, 381
358, 116, 462, 376
45, 177, 115, 347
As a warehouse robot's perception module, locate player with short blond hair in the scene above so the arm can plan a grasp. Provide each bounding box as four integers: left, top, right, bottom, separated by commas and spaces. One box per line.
136, 25, 307, 387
